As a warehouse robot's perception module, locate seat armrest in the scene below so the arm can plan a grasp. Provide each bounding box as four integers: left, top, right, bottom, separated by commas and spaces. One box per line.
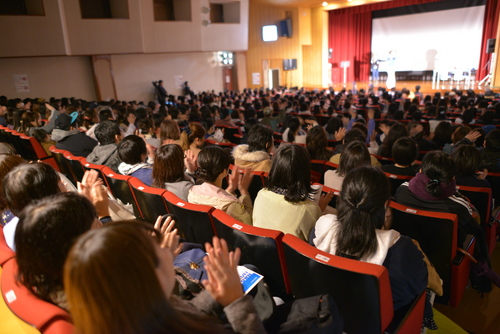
452, 234, 475, 266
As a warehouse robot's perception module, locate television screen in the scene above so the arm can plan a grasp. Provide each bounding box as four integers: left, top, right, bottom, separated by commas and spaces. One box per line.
262, 25, 278, 42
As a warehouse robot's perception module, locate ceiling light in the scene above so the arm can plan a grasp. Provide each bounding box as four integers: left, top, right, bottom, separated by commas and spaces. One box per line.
322, 1, 328, 6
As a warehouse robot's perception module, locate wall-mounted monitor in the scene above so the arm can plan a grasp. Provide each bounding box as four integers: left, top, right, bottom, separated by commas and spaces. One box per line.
262, 25, 278, 42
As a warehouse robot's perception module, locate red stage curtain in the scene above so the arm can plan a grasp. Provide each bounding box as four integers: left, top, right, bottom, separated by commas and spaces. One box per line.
477, 0, 499, 81
328, 0, 478, 83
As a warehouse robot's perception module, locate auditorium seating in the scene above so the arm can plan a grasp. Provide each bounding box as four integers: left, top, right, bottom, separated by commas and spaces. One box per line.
49, 146, 77, 185
163, 191, 216, 247
128, 177, 168, 223
282, 234, 426, 334
61, 151, 86, 183
389, 201, 475, 307
0, 226, 14, 267
0, 266, 41, 334
0, 127, 58, 171
211, 209, 290, 299
383, 172, 414, 197
100, 166, 142, 219
456, 185, 495, 256
310, 160, 326, 184
1, 258, 74, 334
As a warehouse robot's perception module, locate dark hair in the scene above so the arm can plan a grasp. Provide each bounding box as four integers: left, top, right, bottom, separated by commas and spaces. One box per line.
137, 118, 153, 135
286, 117, 301, 143
335, 166, 390, 260
391, 137, 417, 166
33, 129, 49, 143
194, 146, 230, 183
485, 129, 500, 151
306, 126, 332, 161
0, 154, 25, 211
118, 135, 147, 165
267, 144, 313, 203
152, 144, 186, 187
95, 121, 121, 145
3, 162, 61, 216
338, 141, 371, 176
378, 122, 408, 158
451, 145, 480, 177
247, 124, 273, 152
432, 122, 453, 147
64, 221, 224, 334
324, 117, 342, 136
421, 151, 456, 197
343, 128, 366, 145
98, 108, 113, 122
16, 192, 96, 303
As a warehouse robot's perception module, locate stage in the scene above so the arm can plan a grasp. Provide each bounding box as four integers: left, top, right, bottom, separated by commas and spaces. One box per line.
327, 80, 500, 96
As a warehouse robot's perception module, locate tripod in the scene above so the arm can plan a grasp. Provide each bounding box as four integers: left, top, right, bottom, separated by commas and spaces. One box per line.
478, 53, 495, 86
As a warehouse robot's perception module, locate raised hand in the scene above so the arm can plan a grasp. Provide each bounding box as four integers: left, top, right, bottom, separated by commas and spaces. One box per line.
154, 215, 182, 256
202, 237, 243, 307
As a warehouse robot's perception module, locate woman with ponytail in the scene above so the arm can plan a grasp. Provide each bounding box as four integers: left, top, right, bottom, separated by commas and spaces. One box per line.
179, 123, 206, 157
394, 150, 491, 269
313, 166, 427, 312
282, 117, 307, 144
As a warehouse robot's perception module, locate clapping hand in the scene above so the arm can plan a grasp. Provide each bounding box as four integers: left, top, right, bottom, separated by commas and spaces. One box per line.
203, 237, 243, 307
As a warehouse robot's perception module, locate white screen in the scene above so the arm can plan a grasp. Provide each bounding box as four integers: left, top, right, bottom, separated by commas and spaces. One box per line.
262, 25, 278, 42
371, 5, 485, 73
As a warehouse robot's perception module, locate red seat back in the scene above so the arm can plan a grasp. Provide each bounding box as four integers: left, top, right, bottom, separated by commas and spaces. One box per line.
211, 209, 290, 299
1, 259, 73, 334
163, 191, 216, 246
282, 234, 394, 334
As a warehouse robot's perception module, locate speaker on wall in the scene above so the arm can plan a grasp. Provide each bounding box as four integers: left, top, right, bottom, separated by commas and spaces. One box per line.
486, 38, 496, 54
279, 19, 292, 37
283, 59, 297, 71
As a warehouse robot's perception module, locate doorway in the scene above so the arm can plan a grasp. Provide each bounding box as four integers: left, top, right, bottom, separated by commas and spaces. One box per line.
268, 69, 280, 89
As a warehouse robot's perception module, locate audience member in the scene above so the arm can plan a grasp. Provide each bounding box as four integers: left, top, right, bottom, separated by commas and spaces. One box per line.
86, 120, 122, 172
117, 135, 153, 186
325, 141, 371, 190
382, 137, 419, 176
253, 145, 333, 241
232, 124, 273, 173
313, 166, 427, 313
306, 125, 334, 161
53, 112, 97, 157
64, 223, 265, 334
15, 192, 100, 310
189, 146, 253, 225
152, 144, 194, 201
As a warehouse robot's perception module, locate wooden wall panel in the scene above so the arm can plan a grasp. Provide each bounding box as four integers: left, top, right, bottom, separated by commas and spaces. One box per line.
302, 6, 325, 88
246, 2, 301, 88
246, 2, 327, 89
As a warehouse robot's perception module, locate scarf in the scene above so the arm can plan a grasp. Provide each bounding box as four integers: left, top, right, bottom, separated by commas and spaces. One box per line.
408, 172, 457, 201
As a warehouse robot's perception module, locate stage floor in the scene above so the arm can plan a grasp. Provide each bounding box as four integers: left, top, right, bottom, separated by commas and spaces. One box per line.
327, 80, 499, 96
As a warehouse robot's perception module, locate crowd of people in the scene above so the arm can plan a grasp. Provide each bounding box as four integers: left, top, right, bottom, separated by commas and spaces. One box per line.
0, 84, 499, 332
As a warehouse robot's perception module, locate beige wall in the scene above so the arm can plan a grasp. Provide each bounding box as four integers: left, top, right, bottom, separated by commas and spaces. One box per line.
0, 56, 97, 100
0, 0, 68, 57
0, 0, 249, 57
111, 52, 224, 102
62, 0, 145, 55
